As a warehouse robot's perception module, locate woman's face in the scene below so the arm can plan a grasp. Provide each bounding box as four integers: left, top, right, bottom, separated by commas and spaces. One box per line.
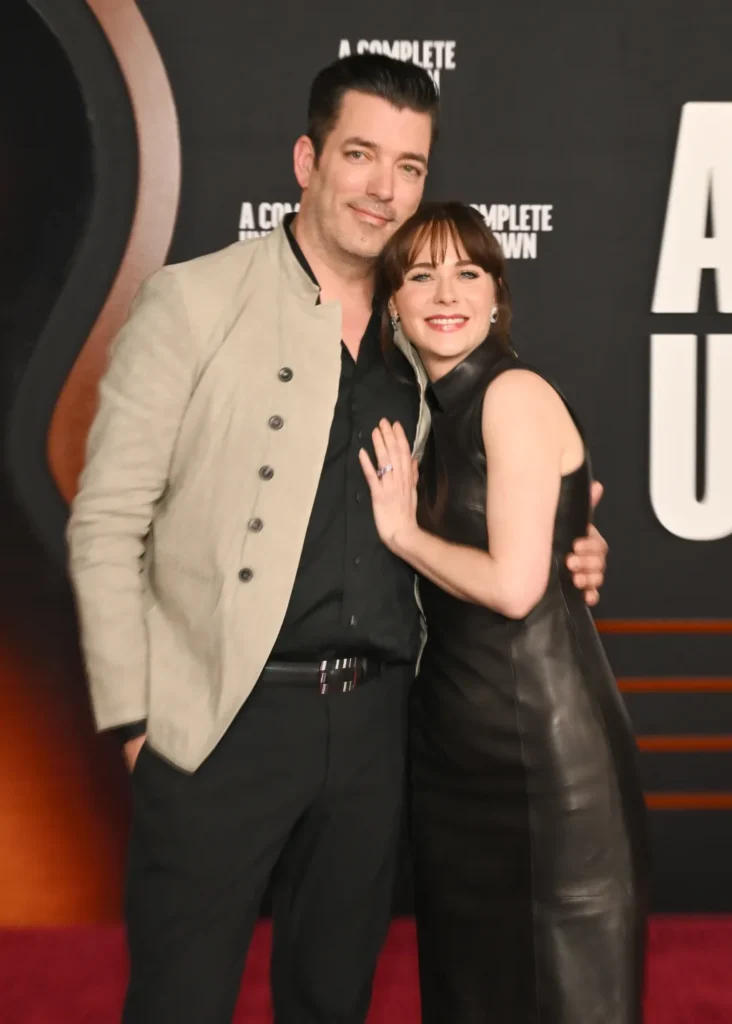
391, 234, 497, 376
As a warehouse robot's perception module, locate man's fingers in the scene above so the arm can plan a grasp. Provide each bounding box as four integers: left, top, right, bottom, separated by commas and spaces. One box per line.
567, 553, 605, 573
123, 735, 147, 773
586, 523, 609, 549
585, 588, 600, 607
590, 480, 604, 510
572, 532, 608, 556
574, 571, 604, 590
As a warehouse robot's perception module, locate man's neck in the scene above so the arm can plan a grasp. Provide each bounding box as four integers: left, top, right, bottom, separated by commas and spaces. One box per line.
291, 213, 375, 308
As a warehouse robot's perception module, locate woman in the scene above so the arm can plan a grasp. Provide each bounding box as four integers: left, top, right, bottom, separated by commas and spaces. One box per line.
359, 202, 648, 1023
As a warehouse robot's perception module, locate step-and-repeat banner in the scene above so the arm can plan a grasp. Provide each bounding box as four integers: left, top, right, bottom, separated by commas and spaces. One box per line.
1, 0, 730, 923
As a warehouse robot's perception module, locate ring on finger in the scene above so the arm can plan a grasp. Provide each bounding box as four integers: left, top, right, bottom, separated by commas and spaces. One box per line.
377, 464, 394, 479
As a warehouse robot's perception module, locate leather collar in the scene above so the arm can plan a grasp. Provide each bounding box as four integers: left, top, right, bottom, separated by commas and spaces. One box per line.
429, 336, 513, 413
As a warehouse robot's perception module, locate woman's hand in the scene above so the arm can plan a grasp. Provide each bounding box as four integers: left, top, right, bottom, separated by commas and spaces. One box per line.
359, 419, 419, 553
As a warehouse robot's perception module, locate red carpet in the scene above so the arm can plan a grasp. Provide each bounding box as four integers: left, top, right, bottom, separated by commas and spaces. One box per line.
1, 917, 730, 1022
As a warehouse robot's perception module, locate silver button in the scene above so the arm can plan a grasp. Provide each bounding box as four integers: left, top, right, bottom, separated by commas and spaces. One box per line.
248, 518, 263, 532
259, 465, 274, 480
278, 367, 293, 382
268, 415, 284, 430
238, 568, 254, 582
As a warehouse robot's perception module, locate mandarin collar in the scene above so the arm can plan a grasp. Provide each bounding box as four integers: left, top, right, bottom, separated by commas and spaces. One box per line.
283, 212, 381, 313
283, 212, 318, 287
429, 336, 512, 413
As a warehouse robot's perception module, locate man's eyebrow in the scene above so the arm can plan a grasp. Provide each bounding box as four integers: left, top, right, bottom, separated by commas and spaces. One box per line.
342, 137, 428, 166
399, 151, 428, 166
342, 136, 378, 150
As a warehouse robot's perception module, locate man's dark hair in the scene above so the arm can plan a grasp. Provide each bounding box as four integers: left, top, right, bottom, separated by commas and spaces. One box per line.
307, 54, 440, 159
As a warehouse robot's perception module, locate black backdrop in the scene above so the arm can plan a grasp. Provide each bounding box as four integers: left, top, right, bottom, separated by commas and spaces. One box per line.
1, 0, 731, 920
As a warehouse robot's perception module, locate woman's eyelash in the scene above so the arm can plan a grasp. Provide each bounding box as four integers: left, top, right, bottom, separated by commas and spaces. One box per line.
407, 270, 480, 282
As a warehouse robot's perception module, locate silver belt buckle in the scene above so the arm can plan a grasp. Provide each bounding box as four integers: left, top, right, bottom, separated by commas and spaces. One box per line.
318, 657, 362, 695
342, 656, 358, 693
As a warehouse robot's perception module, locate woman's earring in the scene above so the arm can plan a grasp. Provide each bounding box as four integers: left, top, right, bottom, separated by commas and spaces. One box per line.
490, 306, 499, 324
390, 313, 400, 331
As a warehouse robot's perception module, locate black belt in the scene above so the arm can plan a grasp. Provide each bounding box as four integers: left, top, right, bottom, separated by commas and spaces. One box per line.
261, 656, 383, 694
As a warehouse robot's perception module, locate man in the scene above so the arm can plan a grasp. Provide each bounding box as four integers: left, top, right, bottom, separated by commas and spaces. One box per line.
68, 54, 607, 1024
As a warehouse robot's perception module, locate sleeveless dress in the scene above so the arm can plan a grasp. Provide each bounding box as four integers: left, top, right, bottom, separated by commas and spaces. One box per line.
410, 337, 649, 1024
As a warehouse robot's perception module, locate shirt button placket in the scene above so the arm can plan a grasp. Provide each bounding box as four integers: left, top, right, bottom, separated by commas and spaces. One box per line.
344, 411, 367, 632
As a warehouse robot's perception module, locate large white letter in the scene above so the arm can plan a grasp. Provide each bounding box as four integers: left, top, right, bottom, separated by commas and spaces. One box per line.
650, 334, 732, 540
652, 103, 732, 313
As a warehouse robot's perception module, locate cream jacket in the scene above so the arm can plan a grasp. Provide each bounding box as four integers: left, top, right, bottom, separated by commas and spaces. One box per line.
67, 224, 430, 771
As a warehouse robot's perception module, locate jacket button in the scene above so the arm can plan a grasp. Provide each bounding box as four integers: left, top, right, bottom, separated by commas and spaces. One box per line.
278, 367, 293, 382
259, 465, 274, 480
238, 568, 254, 582
268, 415, 284, 430
248, 518, 264, 532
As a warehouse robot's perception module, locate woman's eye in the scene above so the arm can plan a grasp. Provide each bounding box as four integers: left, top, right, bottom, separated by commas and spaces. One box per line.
408, 273, 431, 283
460, 270, 479, 279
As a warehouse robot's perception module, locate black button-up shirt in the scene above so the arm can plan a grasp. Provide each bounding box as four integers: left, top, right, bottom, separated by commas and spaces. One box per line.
271, 215, 421, 663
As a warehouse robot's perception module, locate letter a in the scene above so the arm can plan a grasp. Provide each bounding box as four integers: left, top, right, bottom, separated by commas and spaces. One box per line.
239, 202, 255, 231
652, 103, 732, 313
338, 39, 351, 57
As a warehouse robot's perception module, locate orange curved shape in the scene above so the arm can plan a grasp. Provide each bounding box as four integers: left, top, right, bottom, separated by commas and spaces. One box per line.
0, 0, 181, 926
47, 0, 181, 503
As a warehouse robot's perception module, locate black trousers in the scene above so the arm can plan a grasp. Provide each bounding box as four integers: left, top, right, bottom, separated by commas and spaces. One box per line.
122, 664, 410, 1024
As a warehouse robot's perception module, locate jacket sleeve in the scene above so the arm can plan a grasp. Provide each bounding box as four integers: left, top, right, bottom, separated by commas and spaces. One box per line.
67, 268, 197, 732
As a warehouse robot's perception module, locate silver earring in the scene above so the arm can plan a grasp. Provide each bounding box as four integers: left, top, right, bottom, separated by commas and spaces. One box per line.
390, 313, 400, 330
490, 306, 498, 324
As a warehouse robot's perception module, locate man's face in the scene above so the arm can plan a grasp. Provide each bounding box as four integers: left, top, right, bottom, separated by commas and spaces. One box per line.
296, 90, 432, 260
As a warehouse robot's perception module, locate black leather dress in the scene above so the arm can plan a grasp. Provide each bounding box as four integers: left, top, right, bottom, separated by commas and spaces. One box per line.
410, 337, 648, 1024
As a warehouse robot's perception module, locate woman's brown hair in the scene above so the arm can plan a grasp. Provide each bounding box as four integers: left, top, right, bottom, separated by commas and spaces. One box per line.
375, 200, 512, 358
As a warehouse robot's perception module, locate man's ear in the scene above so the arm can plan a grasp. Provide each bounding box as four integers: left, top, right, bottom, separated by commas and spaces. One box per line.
293, 135, 316, 189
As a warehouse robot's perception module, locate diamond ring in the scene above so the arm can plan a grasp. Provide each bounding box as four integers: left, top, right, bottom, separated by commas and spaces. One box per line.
377, 464, 394, 479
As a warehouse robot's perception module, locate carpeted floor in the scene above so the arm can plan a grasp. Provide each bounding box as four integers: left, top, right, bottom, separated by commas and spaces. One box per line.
1, 917, 730, 1022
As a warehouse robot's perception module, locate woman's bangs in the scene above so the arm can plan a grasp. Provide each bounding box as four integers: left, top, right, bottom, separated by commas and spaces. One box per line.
405, 216, 487, 271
